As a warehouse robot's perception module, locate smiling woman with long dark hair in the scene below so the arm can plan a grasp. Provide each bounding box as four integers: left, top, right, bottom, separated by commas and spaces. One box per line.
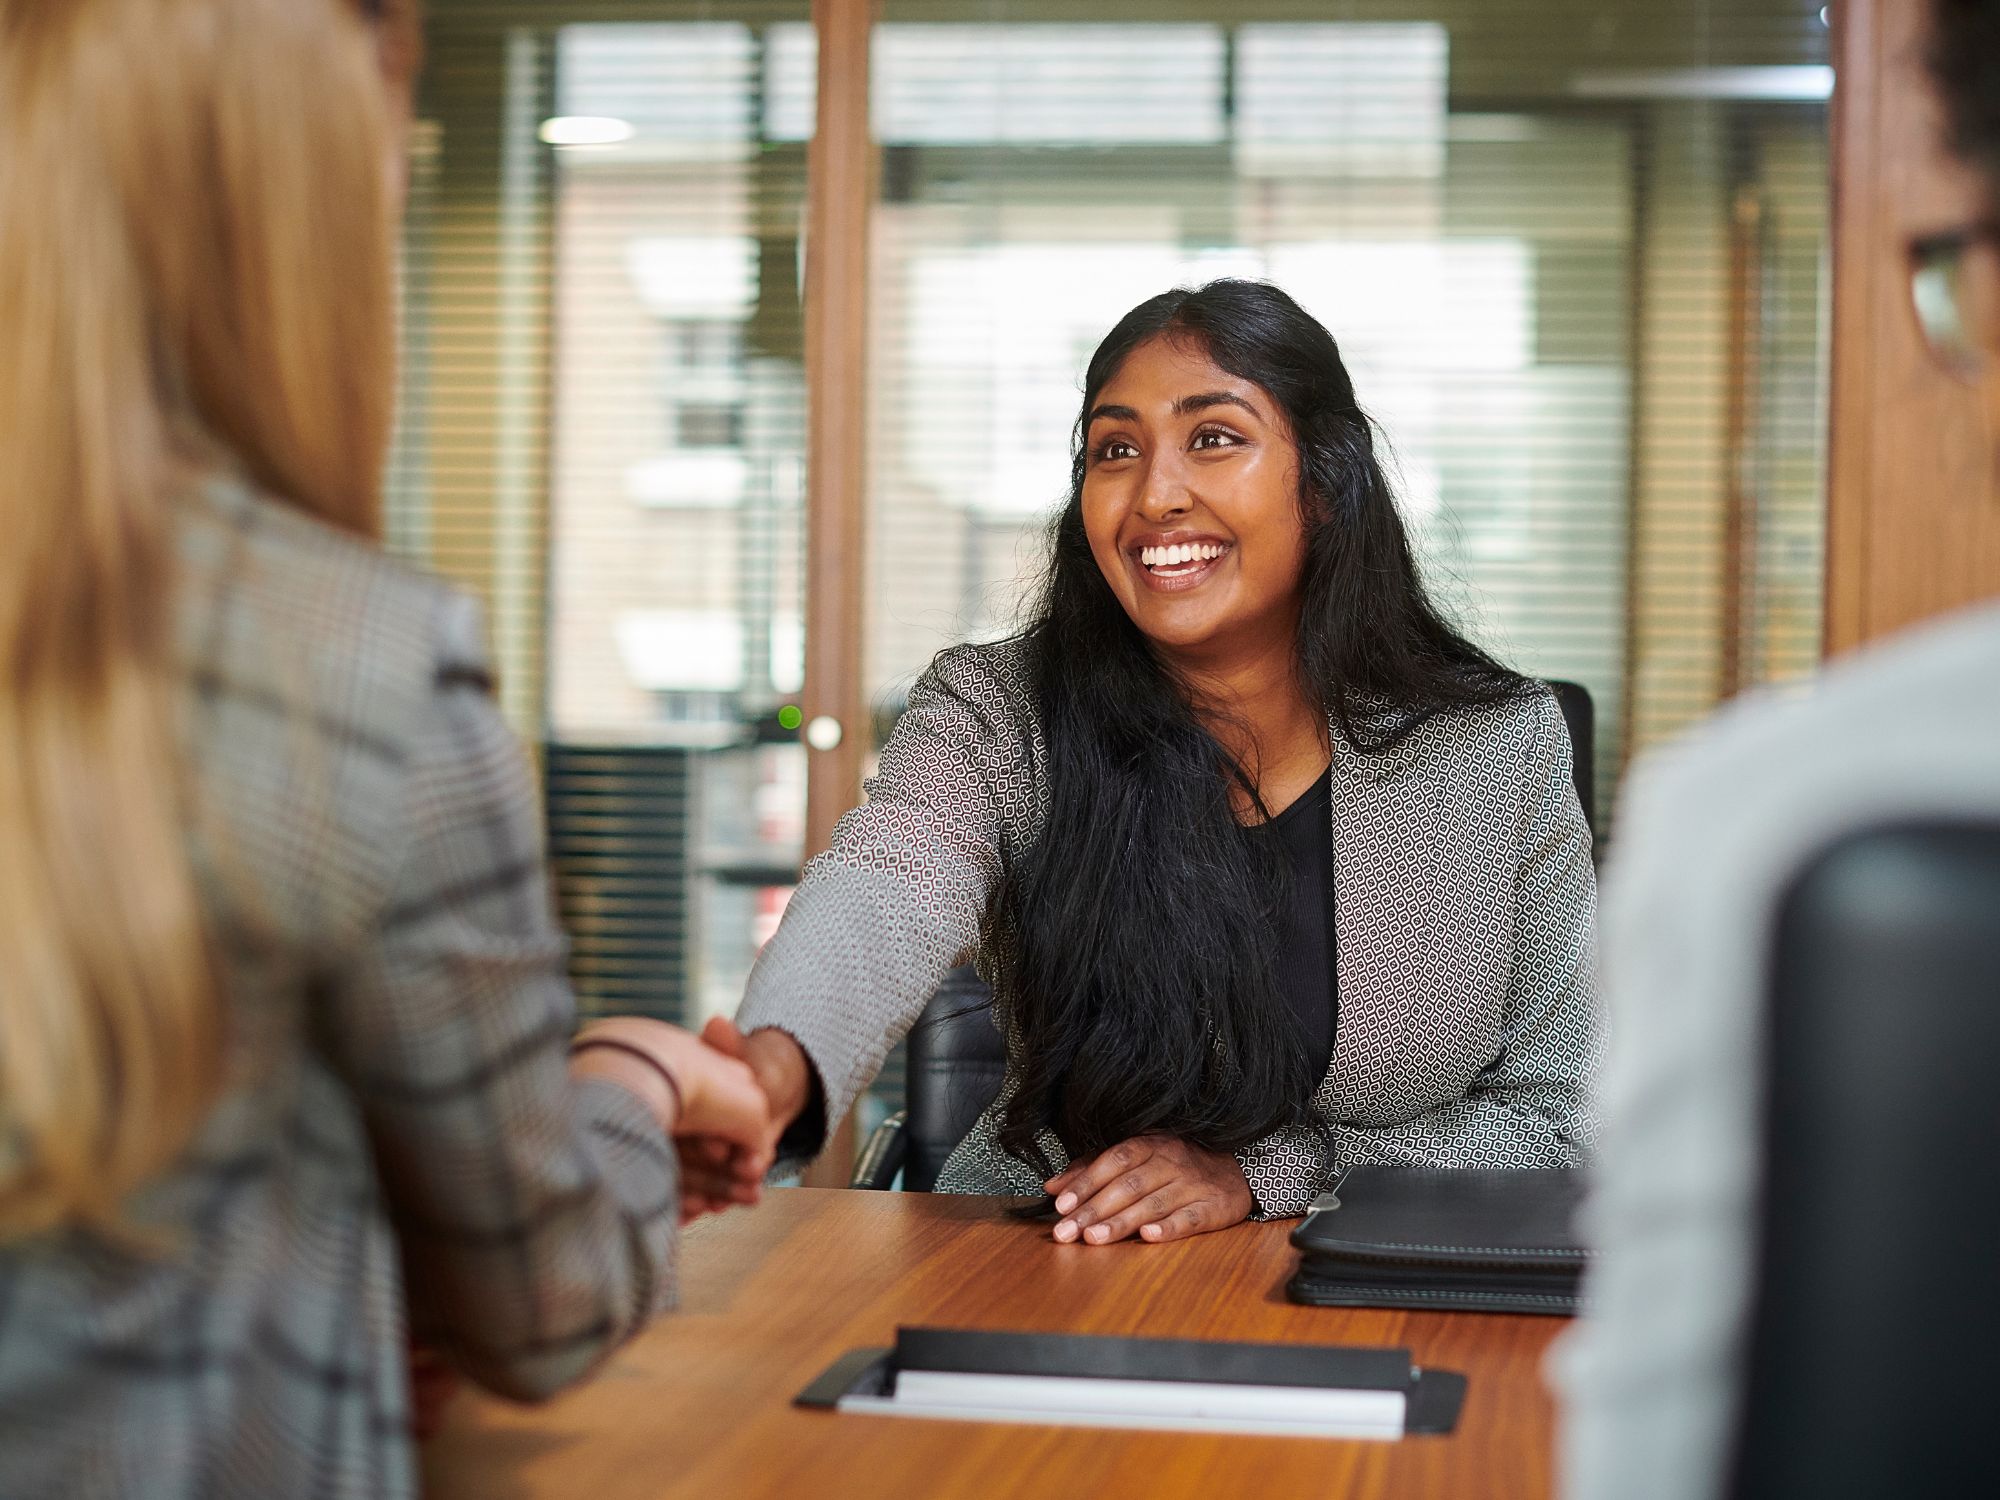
722, 278, 1599, 1241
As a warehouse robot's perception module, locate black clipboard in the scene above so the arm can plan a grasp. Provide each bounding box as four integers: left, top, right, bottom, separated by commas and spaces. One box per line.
796, 1326, 1467, 1436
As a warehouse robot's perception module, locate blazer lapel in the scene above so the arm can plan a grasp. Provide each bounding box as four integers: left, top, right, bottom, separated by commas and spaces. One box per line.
1316, 713, 1509, 1122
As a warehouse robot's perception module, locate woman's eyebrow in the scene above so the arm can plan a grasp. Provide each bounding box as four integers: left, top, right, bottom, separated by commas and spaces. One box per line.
1173, 390, 1260, 419
1085, 392, 1261, 427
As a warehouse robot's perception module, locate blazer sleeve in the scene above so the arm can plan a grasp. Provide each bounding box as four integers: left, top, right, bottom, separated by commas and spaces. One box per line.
318, 596, 678, 1403
1237, 691, 1602, 1219
735, 647, 1025, 1167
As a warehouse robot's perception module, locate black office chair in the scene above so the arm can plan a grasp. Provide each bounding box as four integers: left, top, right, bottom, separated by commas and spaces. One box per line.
850, 965, 1008, 1191
851, 679, 1599, 1190
1730, 820, 2000, 1499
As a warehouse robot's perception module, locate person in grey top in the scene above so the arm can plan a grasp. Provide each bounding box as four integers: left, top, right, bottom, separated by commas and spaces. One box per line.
0, 3, 769, 1496
714, 281, 1600, 1244
1557, 3, 2000, 1495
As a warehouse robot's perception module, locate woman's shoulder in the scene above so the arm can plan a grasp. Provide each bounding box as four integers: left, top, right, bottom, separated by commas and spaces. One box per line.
175, 475, 491, 741
913, 636, 1038, 722
1360, 682, 1564, 782
174, 477, 511, 946
1446, 680, 1564, 747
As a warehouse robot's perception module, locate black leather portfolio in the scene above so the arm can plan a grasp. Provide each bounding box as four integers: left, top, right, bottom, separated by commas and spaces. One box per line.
1286, 1167, 1589, 1317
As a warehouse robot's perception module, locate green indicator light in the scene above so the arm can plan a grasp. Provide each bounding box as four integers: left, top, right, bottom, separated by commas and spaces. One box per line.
777, 704, 803, 731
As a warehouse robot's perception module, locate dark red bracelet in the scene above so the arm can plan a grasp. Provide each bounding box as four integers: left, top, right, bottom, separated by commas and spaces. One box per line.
569, 1035, 684, 1122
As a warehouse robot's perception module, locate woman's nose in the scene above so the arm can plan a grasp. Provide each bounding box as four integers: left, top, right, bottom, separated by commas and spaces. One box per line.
1137, 454, 1191, 520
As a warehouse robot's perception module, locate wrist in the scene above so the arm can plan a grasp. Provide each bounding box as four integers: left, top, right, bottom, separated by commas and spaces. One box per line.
743, 1027, 811, 1128
570, 1036, 683, 1132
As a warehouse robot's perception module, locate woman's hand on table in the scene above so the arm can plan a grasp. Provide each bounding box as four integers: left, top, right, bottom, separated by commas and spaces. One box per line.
1043, 1136, 1255, 1246
570, 1018, 775, 1222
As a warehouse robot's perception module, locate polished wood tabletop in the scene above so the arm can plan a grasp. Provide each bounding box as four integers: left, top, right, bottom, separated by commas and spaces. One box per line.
424, 1188, 1565, 1500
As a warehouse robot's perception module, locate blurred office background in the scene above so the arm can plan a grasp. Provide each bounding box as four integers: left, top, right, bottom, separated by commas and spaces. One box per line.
392, 0, 1832, 1131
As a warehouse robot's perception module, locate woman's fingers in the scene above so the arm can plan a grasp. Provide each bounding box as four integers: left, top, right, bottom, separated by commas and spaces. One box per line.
1049, 1137, 1156, 1217
1082, 1181, 1204, 1245
675, 1144, 765, 1210
1138, 1200, 1214, 1244
1048, 1140, 1253, 1246
1054, 1150, 1173, 1243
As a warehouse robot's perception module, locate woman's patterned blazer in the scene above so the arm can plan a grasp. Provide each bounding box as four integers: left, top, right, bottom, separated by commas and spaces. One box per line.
737, 639, 1601, 1217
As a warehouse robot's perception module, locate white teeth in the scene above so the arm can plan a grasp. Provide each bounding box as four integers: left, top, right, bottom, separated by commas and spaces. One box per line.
1140, 542, 1225, 570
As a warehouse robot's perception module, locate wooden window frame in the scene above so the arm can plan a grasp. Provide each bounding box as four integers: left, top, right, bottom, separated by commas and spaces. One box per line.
799, 0, 877, 1180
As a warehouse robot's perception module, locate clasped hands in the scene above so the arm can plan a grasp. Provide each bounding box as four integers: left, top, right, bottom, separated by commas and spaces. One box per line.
566, 1016, 779, 1225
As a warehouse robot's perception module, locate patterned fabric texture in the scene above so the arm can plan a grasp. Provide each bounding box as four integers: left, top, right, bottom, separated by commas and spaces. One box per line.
738, 640, 1601, 1217
0, 478, 679, 1499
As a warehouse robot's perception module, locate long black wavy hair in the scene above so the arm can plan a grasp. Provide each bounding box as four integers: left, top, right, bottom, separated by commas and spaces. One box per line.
991, 278, 1530, 1177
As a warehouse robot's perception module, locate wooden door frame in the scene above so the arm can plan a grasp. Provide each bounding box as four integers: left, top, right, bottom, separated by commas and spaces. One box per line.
799, 0, 876, 1182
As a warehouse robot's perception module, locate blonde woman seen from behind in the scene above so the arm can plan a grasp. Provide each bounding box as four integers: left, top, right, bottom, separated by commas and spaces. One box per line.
0, 3, 771, 1496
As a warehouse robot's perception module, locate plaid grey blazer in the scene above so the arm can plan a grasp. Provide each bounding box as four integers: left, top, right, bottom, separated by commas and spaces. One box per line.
739, 641, 1600, 1216
0, 479, 678, 1499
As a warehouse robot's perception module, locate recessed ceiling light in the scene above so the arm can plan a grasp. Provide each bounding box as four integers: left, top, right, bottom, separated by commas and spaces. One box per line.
538, 116, 635, 147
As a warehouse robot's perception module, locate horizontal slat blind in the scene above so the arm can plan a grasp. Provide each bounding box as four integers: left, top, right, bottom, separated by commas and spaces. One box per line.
546, 746, 694, 1022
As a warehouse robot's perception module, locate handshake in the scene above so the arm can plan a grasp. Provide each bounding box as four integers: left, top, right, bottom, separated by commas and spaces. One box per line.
416, 1014, 807, 1440
568, 1014, 815, 1224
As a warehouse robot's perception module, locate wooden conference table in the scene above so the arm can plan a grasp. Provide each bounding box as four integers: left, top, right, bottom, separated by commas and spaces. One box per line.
425, 1188, 1564, 1500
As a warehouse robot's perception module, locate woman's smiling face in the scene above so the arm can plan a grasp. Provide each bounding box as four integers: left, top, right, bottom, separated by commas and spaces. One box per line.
1080, 335, 1310, 663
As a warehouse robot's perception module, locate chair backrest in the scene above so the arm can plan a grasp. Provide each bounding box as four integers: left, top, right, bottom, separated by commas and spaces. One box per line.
1730, 820, 2000, 1499
1544, 679, 1596, 836
902, 965, 1010, 1191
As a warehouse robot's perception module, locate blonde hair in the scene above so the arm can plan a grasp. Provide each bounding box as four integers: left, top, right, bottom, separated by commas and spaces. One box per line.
0, 0, 410, 1236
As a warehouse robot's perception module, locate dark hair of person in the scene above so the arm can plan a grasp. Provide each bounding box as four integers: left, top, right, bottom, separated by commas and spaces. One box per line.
989, 278, 1531, 1178
1929, 0, 2000, 196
